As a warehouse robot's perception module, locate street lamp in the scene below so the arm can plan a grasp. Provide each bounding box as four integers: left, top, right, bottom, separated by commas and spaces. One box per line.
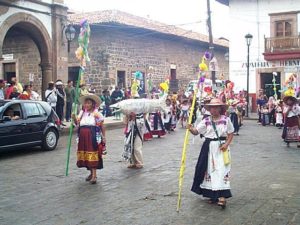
245, 33, 253, 117
65, 24, 76, 53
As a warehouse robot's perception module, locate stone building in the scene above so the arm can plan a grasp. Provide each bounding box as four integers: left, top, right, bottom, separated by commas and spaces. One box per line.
68, 10, 229, 94
0, 0, 68, 95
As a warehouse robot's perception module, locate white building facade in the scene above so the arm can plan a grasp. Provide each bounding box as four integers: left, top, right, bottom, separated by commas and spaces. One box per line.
228, 0, 300, 111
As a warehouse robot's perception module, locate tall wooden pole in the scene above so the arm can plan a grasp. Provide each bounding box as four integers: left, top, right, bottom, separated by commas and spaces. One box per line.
207, 0, 216, 90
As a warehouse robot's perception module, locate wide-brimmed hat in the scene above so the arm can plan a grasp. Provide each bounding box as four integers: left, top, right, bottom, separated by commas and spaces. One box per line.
205, 98, 226, 106
283, 96, 297, 104
228, 98, 240, 106
79, 94, 101, 106
55, 81, 63, 86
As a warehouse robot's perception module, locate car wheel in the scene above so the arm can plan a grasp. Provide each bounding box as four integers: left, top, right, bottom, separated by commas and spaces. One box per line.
43, 128, 58, 151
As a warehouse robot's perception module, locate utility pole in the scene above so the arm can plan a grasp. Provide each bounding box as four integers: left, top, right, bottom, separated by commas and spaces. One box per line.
206, 0, 216, 90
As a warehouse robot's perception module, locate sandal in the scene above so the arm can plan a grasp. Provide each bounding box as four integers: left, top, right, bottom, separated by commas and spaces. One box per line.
85, 174, 92, 182
90, 177, 97, 184
207, 199, 217, 204
217, 198, 226, 209
127, 164, 136, 168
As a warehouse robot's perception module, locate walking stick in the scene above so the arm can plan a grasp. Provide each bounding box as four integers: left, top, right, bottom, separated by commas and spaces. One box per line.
176, 54, 208, 211
65, 19, 91, 176
176, 76, 202, 212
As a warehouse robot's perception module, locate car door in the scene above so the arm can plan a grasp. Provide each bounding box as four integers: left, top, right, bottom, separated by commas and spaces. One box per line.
22, 102, 48, 143
0, 103, 27, 149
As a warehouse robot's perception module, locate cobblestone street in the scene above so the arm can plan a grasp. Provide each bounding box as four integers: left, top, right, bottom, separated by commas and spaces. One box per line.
0, 120, 299, 225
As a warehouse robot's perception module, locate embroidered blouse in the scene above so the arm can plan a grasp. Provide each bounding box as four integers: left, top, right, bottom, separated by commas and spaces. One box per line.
77, 110, 104, 127
283, 104, 300, 118
196, 115, 234, 139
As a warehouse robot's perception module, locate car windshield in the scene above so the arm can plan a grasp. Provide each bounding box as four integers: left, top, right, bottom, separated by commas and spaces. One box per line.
0, 101, 9, 112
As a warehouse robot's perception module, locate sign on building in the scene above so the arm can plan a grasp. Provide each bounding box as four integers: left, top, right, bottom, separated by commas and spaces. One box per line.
2, 54, 13, 61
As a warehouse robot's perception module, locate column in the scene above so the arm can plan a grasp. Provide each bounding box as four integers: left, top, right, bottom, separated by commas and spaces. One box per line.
41, 62, 53, 99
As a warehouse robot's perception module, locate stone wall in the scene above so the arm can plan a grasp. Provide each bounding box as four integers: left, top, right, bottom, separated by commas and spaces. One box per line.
2, 28, 42, 93
68, 26, 229, 95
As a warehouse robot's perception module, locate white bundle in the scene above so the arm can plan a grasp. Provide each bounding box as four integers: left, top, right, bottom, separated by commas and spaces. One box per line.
110, 95, 167, 115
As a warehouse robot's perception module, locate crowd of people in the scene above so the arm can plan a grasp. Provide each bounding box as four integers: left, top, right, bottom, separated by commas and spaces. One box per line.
2, 75, 300, 210
256, 88, 300, 147
0, 77, 41, 101
71, 88, 237, 209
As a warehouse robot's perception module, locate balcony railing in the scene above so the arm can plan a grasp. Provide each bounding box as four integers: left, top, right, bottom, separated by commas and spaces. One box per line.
265, 36, 300, 53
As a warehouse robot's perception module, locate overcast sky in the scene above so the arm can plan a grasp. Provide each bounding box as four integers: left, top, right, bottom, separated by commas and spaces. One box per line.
64, 0, 229, 39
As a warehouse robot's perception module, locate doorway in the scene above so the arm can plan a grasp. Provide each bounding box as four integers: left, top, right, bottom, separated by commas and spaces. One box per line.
3, 62, 16, 83
170, 68, 178, 92
260, 72, 281, 98
117, 71, 126, 89
68, 66, 80, 87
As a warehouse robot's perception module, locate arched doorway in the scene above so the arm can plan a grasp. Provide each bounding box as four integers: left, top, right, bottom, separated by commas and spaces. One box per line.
0, 12, 52, 96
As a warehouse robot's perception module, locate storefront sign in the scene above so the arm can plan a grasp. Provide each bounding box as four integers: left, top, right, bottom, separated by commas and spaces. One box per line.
241, 59, 300, 69
2, 54, 13, 61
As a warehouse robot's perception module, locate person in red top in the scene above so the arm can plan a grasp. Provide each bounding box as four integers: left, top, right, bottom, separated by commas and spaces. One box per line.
5, 80, 16, 99
19, 85, 32, 100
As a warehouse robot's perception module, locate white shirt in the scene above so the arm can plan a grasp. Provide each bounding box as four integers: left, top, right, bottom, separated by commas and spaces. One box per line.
78, 110, 104, 126
284, 105, 300, 118
196, 116, 234, 139
45, 89, 57, 107
0, 88, 4, 100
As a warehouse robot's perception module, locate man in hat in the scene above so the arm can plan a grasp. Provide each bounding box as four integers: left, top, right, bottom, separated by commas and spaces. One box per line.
45, 81, 57, 112
0, 79, 6, 100
65, 80, 75, 122
55, 80, 66, 126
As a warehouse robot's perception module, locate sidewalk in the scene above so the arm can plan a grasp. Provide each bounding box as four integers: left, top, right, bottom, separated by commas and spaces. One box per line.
59, 116, 124, 135
245, 112, 259, 120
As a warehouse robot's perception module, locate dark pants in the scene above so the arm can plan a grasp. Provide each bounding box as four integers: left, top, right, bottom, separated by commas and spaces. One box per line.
269, 109, 276, 125
56, 104, 64, 122
65, 101, 72, 121
103, 104, 112, 117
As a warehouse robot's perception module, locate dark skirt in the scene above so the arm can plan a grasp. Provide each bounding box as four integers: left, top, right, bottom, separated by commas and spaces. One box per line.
77, 127, 103, 170
191, 138, 232, 200
282, 116, 299, 142
230, 112, 239, 132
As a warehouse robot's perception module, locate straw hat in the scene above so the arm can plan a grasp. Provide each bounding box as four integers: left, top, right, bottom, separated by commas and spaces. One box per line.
228, 98, 240, 106
283, 96, 297, 104
55, 80, 63, 86
205, 98, 226, 106
79, 94, 101, 106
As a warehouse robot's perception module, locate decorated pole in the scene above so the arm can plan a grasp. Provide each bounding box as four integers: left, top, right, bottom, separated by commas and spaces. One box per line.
272, 72, 278, 100
65, 19, 91, 176
176, 55, 208, 212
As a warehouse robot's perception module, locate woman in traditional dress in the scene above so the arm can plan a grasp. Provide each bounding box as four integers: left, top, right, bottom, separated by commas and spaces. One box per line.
123, 112, 144, 169
268, 96, 276, 125
72, 94, 106, 184
275, 100, 284, 128
163, 99, 172, 132
282, 96, 300, 147
170, 98, 178, 131
149, 110, 166, 137
188, 98, 234, 208
228, 100, 239, 135
143, 113, 153, 141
